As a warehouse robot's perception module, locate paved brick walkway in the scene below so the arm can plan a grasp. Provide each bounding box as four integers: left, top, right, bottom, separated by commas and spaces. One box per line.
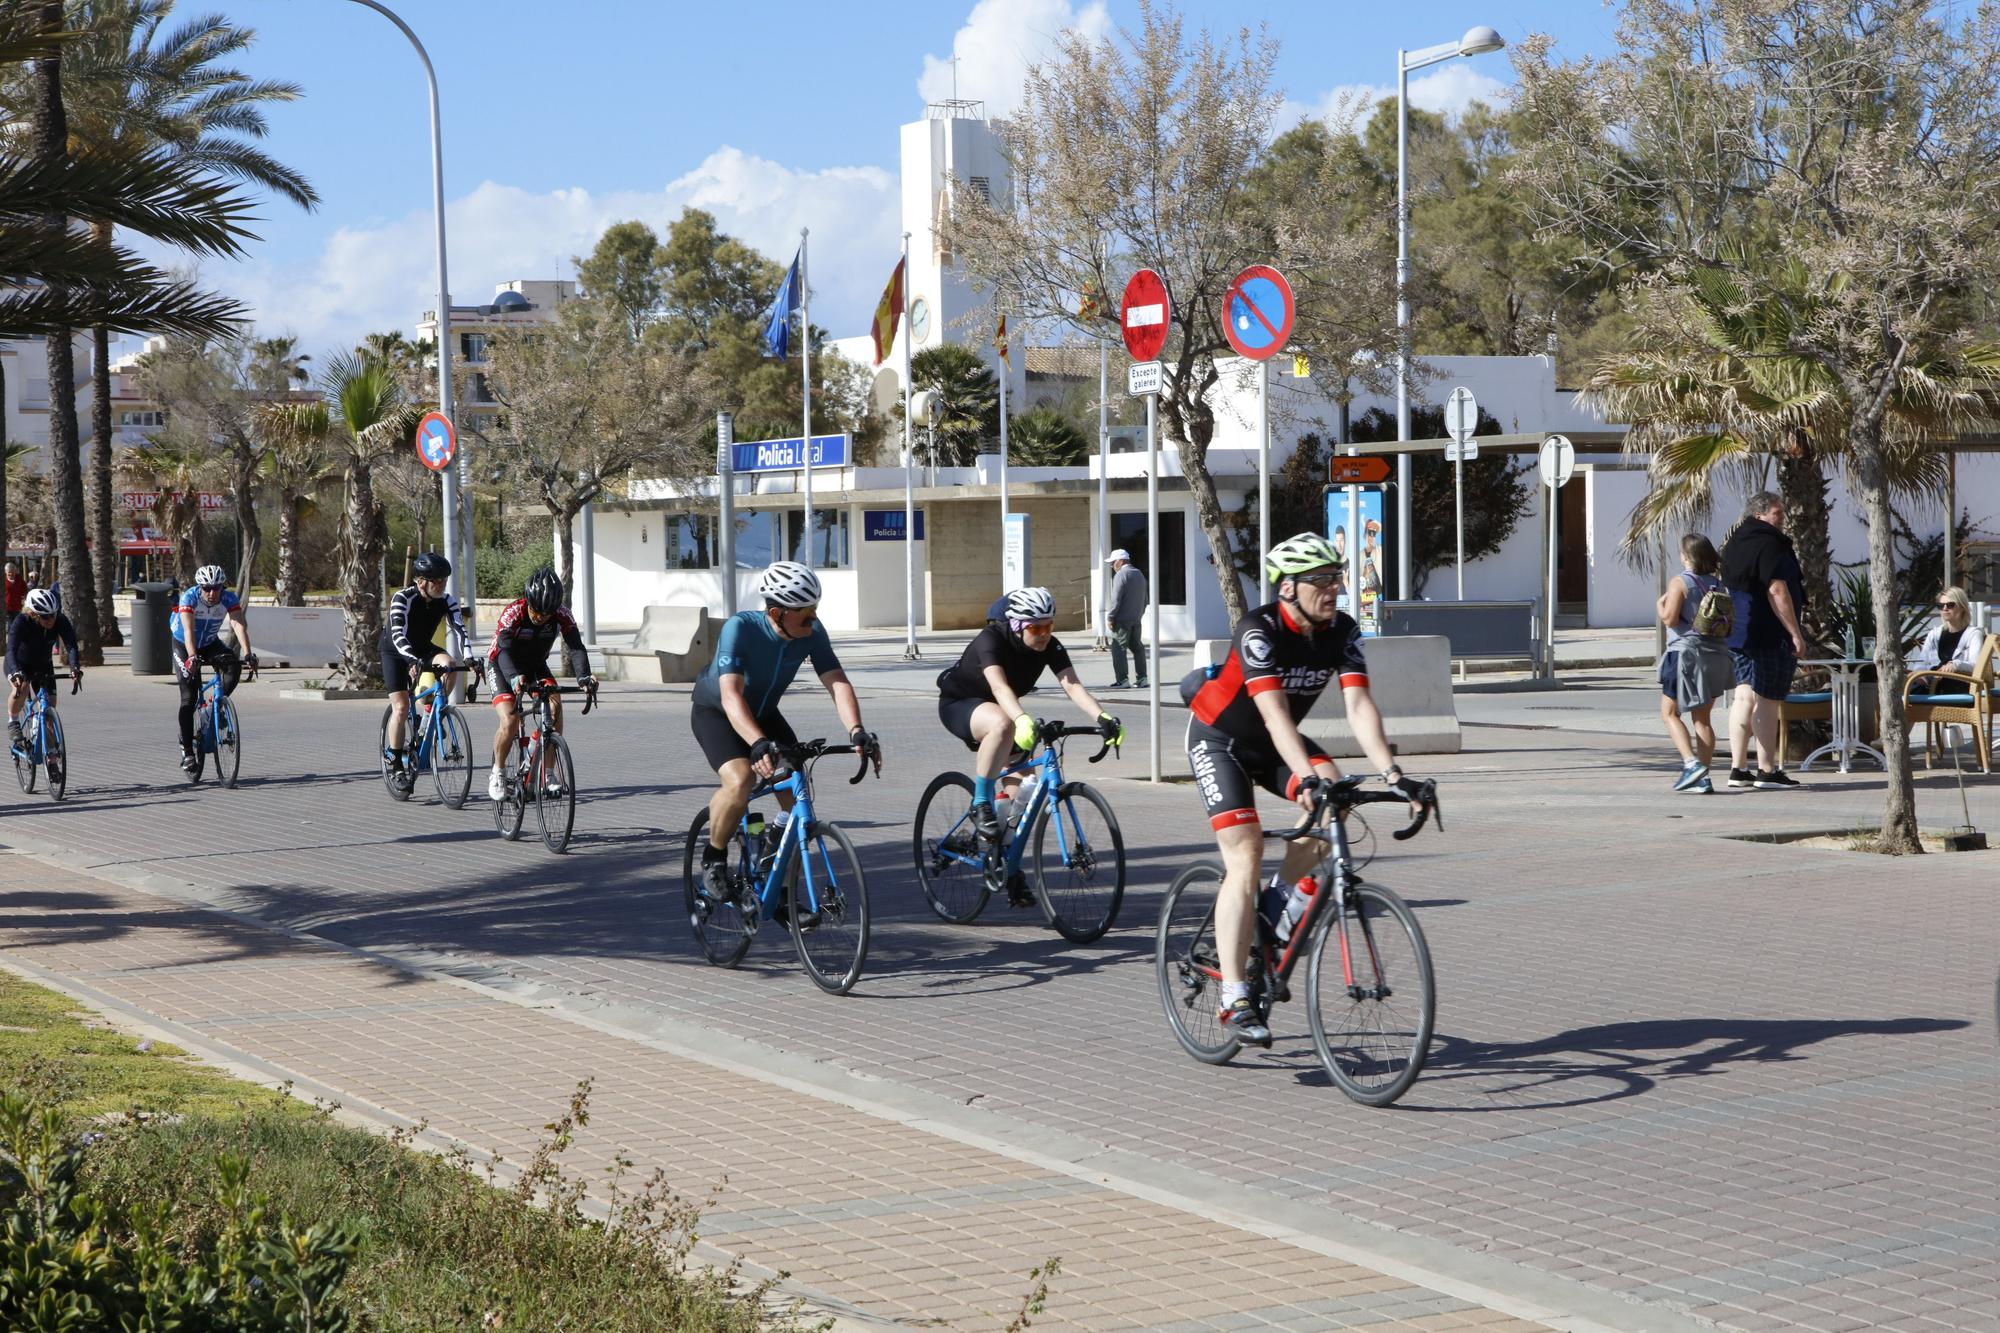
4, 665, 1997, 1330
0, 854, 1550, 1333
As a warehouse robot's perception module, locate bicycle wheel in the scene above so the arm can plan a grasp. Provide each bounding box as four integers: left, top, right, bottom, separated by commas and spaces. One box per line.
1306, 881, 1435, 1107
214, 697, 241, 789
789, 820, 870, 995
1029, 781, 1125, 944
41, 711, 64, 802
186, 704, 208, 784
430, 705, 474, 809
378, 706, 410, 801
13, 713, 36, 794
912, 772, 991, 924
681, 808, 754, 968
532, 732, 576, 853
1155, 862, 1242, 1064
492, 740, 526, 841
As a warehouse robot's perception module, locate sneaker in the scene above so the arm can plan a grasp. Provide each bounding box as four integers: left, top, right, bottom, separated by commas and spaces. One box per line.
1691, 776, 1714, 794
1753, 769, 1800, 790
486, 769, 507, 802
1672, 761, 1708, 793
970, 800, 1002, 842
1726, 767, 1757, 789
1218, 997, 1272, 1047
1134, 679, 1149, 689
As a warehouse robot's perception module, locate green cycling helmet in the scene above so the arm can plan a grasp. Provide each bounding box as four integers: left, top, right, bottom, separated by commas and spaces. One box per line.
1265, 532, 1345, 585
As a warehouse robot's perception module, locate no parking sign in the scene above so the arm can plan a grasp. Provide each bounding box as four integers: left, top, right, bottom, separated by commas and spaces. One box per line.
415, 412, 456, 472
1223, 265, 1293, 361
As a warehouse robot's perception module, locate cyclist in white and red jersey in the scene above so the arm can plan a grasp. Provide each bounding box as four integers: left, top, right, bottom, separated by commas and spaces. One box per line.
1180, 532, 1425, 1046
485, 566, 595, 801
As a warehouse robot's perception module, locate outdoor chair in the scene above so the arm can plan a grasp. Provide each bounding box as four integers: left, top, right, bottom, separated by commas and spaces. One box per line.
1775, 690, 1832, 769
1903, 632, 1999, 773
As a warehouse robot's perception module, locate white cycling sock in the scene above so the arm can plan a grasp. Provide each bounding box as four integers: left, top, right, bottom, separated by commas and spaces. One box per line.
1220, 981, 1249, 1007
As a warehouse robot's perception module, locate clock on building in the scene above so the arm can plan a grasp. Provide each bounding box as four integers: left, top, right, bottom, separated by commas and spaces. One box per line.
909, 296, 932, 345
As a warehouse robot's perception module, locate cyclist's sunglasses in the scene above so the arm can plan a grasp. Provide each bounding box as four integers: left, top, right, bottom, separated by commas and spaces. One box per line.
1292, 570, 1343, 587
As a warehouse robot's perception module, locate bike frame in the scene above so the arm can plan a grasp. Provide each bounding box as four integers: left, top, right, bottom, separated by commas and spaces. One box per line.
21, 684, 60, 764
196, 675, 234, 754
932, 726, 1102, 878
407, 670, 464, 768
740, 762, 828, 919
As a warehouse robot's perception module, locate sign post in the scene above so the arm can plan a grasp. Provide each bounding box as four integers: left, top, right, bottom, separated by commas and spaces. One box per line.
1443, 386, 1478, 599
716, 411, 737, 618
1538, 434, 1577, 679
1224, 264, 1294, 601
1123, 269, 1170, 783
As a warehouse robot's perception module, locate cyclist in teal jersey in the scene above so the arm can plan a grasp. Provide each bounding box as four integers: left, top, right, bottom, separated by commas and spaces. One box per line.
690, 562, 883, 905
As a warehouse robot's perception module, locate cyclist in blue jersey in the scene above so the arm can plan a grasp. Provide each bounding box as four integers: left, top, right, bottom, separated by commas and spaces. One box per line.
172, 565, 256, 772
690, 561, 883, 905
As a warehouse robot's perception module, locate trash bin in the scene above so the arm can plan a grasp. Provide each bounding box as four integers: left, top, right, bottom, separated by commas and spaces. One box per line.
128, 582, 177, 675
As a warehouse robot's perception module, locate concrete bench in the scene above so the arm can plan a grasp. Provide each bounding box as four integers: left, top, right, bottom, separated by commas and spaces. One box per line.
1189, 634, 1461, 756
1377, 599, 1542, 669
599, 604, 718, 684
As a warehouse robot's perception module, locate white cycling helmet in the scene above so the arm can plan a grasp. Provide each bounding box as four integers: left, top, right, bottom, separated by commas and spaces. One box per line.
1265, 532, 1343, 585
1004, 586, 1056, 623
23, 588, 57, 616
194, 564, 229, 589
760, 560, 822, 609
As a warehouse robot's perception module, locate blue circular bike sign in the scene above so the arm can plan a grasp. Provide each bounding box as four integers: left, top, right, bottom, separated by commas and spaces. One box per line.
415, 412, 456, 472
1223, 264, 1294, 362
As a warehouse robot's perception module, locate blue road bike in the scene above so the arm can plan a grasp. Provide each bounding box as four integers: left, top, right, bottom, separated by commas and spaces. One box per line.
187, 657, 254, 788
682, 738, 875, 995
11, 671, 78, 802
379, 659, 480, 808
913, 718, 1125, 944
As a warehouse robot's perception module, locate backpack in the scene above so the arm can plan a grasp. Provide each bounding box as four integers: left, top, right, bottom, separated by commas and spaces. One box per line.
1688, 574, 1733, 639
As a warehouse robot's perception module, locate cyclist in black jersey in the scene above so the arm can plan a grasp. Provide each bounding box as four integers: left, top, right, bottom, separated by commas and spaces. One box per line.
1183, 532, 1425, 1046
379, 552, 471, 774
7, 589, 80, 752
938, 585, 1122, 845
484, 566, 596, 802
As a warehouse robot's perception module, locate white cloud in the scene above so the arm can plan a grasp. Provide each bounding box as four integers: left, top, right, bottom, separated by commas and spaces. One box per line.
916, 0, 1113, 117
169, 150, 898, 357
1280, 63, 1513, 134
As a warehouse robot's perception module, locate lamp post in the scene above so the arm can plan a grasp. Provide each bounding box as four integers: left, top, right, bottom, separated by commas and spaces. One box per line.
1395, 24, 1504, 600
348, 0, 468, 659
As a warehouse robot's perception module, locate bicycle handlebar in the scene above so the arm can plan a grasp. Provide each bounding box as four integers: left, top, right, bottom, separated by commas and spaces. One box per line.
1267, 776, 1443, 844
513, 677, 598, 715
68, 670, 81, 696
774, 739, 872, 786
1031, 717, 1119, 764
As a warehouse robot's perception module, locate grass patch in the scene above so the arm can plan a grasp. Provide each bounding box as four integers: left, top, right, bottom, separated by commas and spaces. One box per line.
0, 970, 310, 1122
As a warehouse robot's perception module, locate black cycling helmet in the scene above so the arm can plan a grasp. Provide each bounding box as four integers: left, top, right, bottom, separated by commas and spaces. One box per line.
524, 566, 563, 615
412, 551, 451, 580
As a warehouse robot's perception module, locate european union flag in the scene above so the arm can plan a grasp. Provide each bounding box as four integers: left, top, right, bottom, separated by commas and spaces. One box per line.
761, 249, 802, 359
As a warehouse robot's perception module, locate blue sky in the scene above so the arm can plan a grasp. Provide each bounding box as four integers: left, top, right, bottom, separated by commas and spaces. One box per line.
167, 0, 1619, 357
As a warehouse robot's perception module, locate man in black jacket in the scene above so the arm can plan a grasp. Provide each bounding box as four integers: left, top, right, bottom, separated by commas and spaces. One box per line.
1720, 491, 1809, 789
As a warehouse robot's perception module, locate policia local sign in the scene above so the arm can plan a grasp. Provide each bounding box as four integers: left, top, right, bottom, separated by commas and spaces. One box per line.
730, 433, 850, 473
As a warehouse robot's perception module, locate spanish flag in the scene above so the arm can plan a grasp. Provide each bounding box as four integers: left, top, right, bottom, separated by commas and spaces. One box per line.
994, 312, 1010, 368
870, 257, 906, 365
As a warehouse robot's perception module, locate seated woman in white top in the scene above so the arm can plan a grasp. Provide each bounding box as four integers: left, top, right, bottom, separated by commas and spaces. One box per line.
1908, 586, 1983, 694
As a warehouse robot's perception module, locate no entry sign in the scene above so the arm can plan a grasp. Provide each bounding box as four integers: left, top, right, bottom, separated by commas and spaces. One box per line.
1223, 264, 1293, 361
1121, 269, 1169, 362
414, 412, 456, 472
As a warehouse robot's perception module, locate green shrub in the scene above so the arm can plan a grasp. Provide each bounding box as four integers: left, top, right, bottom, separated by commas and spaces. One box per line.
0, 1092, 356, 1330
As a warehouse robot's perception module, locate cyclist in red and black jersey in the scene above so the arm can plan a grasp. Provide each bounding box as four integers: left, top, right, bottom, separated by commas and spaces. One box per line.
484, 566, 596, 801
1181, 532, 1425, 1046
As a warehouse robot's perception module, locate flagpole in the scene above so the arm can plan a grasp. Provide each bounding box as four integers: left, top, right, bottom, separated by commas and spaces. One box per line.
799, 227, 812, 569
900, 233, 919, 659
997, 314, 1010, 592
1095, 336, 1108, 650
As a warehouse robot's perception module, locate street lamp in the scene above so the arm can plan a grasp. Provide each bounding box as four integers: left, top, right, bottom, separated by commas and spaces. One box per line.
1394, 24, 1504, 600
347, 1, 469, 650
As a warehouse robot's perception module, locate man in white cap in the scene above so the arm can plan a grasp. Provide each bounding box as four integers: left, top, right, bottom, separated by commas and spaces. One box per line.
1104, 548, 1149, 689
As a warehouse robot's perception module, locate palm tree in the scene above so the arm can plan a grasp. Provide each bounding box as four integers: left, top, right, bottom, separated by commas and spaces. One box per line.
318, 352, 419, 685
902, 345, 998, 467
257, 398, 335, 606
1581, 261, 1989, 640
249, 335, 311, 393
1007, 407, 1090, 466
2, 1, 254, 661
44, 0, 315, 642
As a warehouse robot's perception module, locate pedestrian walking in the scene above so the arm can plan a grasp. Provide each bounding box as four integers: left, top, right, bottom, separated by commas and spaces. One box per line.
1720, 491, 1808, 790
1657, 534, 1732, 793
3, 561, 24, 633
1104, 549, 1149, 690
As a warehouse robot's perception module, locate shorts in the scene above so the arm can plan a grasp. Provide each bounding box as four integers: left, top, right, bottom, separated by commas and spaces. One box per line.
489, 652, 552, 703
1185, 719, 1331, 831
690, 702, 797, 770
1730, 646, 1797, 701
938, 694, 1014, 753
378, 638, 419, 694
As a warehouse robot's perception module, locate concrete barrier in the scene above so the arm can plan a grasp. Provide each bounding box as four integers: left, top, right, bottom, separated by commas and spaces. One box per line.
245, 605, 345, 669
1188, 634, 1460, 756
600, 604, 718, 684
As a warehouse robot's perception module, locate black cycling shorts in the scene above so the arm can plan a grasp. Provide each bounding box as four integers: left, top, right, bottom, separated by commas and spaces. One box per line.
690, 701, 797, 771
378, 637, 418, 694
1185, 718, 1331, 832
938, 694, 1026, 754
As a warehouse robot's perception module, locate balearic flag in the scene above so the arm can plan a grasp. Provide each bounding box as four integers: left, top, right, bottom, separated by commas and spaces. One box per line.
994, 312, 1010, 368
871, 258, 906, 366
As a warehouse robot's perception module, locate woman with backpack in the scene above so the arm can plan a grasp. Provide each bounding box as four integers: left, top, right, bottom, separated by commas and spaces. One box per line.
1657, 534, 1734, 793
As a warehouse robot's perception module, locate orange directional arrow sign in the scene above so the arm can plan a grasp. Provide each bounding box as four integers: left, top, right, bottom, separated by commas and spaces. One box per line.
1329, 456, 1392, 485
